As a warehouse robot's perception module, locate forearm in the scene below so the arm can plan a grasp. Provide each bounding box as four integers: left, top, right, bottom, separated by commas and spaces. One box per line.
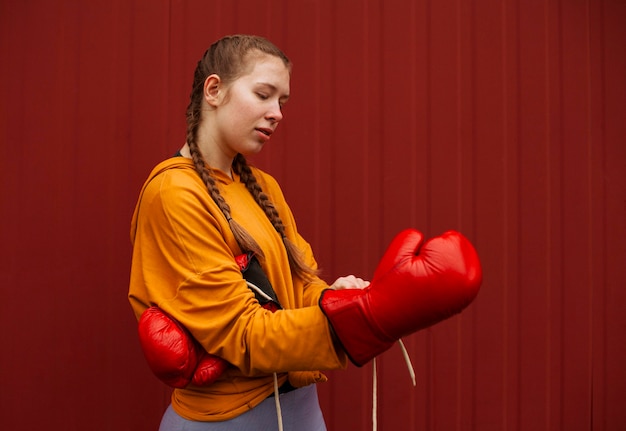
236, 306, 347, 375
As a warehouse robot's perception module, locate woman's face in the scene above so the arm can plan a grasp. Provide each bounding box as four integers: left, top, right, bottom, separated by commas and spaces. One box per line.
209, 54, 290, 159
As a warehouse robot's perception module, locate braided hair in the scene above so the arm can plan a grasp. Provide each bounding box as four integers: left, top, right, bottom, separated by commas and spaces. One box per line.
185, 35, 318, 281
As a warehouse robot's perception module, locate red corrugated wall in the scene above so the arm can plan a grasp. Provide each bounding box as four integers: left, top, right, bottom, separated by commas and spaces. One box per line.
1, 0, 624, 430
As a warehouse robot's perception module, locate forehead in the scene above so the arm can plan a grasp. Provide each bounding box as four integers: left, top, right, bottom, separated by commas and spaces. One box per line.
240, 54, 290, 92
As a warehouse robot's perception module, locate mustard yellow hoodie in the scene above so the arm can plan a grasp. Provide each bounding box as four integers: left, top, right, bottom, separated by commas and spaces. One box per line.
128, 157, 347, 421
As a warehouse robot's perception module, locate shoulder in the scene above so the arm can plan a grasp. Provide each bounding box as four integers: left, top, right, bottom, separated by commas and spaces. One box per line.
142, 158, 204, 196
136, 157, 217, 221
146, 157, 198, 183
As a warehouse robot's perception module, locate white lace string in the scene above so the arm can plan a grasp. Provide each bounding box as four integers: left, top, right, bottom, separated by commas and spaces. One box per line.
246, 281, 273, 301
371, 341, 416, 431
372, 357, 378, 431
398, 339, 416, 386
273, 372, 284, 431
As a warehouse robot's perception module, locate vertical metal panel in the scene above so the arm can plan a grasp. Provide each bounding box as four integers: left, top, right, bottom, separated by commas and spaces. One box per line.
0, 1, 172, 430
1, 0, 624, 430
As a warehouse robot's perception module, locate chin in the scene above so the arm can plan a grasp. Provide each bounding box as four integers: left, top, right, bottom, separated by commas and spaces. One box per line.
242, 145, 265, 156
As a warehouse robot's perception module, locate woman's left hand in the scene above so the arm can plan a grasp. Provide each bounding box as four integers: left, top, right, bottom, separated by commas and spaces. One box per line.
330, 275, 370, 290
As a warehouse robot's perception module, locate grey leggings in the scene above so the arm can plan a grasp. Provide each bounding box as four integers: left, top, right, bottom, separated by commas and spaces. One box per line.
159, 384, 327, 431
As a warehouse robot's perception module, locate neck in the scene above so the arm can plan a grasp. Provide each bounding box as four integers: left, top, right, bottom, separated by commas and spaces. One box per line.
180, 142, 234, 179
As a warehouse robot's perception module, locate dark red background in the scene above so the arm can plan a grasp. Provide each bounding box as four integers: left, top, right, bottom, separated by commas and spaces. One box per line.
1, 0, 624, 429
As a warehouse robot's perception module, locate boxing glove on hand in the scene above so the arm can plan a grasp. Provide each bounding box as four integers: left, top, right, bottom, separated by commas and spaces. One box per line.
319, 229, 482, 366
138, 306, 228, 388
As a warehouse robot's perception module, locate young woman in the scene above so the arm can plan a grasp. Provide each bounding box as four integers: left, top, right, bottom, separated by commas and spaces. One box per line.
128, 34, 482, 431
128, 34, 368, 430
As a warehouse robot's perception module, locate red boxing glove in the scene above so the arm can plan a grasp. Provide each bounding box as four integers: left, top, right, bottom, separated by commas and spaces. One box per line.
320, 229, 482, 366
137, 306, 228, 388
191, 349, 230, 387
137, 254, 276, 388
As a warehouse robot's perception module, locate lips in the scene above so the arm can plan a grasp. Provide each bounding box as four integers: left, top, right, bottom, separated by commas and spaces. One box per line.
256, 127, 273, 137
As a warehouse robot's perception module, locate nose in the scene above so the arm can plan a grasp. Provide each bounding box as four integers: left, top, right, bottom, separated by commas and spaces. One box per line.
266, 102, 283, 123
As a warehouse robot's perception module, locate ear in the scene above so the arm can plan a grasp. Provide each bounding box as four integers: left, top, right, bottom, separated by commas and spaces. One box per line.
203, 74, 222, 107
